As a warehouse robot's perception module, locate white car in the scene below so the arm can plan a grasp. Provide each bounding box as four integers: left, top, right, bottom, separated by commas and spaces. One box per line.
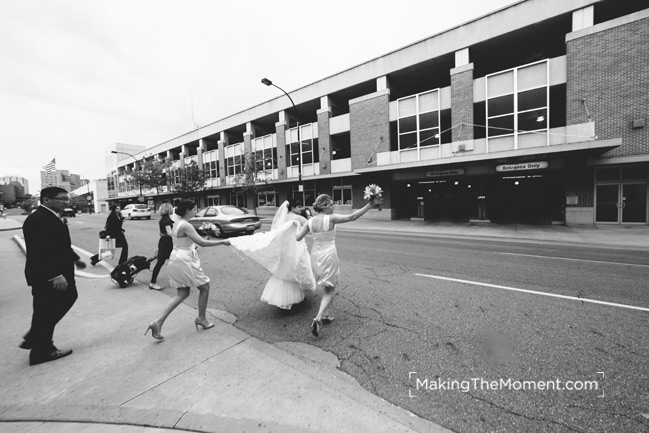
120, 204, 151, 220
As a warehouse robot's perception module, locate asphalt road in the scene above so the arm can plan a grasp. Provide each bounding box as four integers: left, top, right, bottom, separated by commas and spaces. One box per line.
54, 214, 649, 432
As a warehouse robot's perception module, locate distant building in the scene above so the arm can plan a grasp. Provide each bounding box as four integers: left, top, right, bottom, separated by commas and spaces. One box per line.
40, 169, 88, 193
105, 143, 146, 200
70, 178, 110, 213
0, 182, 25, 205
0, 176, 29, 195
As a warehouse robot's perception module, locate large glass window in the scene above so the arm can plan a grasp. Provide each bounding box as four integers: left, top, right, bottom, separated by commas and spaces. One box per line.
333, 186, 352, 205
285, 124, 319, 169
252, 134, 277, 175
206, 195, 220, 206
397, 90, 440, 151
229, 192, 246, 208
204, 150, 219, 179
256, 190, 277, 207
225, 143, 244, 177
486, 60, 549, 143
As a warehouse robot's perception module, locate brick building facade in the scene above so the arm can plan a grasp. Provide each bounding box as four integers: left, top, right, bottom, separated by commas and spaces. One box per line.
108, 0, 649, 225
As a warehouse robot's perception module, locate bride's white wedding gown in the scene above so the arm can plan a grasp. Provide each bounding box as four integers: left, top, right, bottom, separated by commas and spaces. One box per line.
229, 204, 315, 309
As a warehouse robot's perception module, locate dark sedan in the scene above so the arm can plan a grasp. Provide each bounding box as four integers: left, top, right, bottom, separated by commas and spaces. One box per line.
189, 205, 261, 238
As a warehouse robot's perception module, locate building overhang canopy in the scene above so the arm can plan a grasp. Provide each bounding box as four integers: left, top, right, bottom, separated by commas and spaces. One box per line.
355, 138, 621, 174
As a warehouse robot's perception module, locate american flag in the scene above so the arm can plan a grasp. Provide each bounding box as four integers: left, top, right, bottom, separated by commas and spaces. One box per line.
42, 158, 56, 175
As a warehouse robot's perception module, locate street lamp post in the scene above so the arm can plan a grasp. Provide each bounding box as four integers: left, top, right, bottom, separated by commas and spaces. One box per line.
111, 150, 143, 202
261, 78, 304, 206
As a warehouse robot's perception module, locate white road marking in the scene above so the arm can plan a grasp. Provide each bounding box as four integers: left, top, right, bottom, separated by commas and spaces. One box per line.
12, 235, 111, 279
500, 252, 649, 268
415, 273, 649, 312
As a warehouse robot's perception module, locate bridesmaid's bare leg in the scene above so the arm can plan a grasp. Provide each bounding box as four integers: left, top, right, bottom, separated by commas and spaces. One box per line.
196, 283, 210, 321
156, 287, 190, 327
315, 286, 335, 321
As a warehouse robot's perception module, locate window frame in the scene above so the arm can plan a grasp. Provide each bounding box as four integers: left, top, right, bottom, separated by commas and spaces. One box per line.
397, 89, 441, 153
485, 59, 550, 149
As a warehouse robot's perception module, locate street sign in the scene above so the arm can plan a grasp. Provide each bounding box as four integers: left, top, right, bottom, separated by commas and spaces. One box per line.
495, 161, 549, 172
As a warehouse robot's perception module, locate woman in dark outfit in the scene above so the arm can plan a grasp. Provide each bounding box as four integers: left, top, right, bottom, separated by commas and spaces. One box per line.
149, 203, 174, 290
91, 205, 128, 265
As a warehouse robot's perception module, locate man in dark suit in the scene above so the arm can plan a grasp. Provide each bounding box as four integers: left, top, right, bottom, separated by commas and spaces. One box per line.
21, 186, 86, 365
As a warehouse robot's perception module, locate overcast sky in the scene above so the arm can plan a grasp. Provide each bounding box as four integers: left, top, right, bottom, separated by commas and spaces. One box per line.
0, 0, 517, 195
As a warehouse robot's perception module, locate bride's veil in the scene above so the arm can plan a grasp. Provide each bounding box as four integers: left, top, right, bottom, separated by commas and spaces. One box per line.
271, 201, 289, 231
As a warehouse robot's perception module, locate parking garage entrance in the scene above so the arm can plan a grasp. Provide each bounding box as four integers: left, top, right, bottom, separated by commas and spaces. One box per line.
393, 169, 565, 224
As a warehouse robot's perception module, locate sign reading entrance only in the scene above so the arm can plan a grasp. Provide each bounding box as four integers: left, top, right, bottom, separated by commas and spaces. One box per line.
495, 161, 549, 172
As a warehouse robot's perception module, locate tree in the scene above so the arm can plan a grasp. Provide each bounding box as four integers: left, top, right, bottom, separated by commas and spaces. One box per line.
20, 194, 38, 214
233, 151, 271, 214
171, 160, 208, 198
132, 159, 174, 196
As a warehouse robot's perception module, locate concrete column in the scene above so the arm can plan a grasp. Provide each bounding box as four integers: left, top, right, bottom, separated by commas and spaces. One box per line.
218, 139, 227, 184
349, 90, 390, 170
317, 95, 332, 175
450, 62, 475, 142
244, 122, 254, 155
376, 76, 388, 91
275, 120, 288, 180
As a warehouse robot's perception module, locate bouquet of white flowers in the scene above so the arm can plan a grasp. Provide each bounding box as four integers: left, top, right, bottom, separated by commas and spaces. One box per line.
199, 222, 217, 239
363, 184, 383, 211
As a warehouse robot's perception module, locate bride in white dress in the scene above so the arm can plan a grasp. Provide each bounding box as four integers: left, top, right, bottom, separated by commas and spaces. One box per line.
229, 199, 315, 309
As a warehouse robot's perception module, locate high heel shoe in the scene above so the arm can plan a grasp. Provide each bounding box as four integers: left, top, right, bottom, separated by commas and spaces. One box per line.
195, 318, 214, 330
321, 315, 335, 325
145, 321, 164, 340
311, 318, 322, 337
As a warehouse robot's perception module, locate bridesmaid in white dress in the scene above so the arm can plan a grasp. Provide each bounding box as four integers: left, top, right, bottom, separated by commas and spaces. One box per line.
296, 193, 383, 337
145, 200, 230, 341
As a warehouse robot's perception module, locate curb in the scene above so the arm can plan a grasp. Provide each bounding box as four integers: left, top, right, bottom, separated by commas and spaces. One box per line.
0, 404, 316, 433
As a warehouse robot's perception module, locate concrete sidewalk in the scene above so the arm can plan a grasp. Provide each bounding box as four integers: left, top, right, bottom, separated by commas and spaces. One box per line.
336, 217, 649, 251
0, 229, 448, 433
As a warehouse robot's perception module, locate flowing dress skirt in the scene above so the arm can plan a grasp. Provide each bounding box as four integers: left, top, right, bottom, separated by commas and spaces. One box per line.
230, 221, 315, 308
166, 247, 210, 288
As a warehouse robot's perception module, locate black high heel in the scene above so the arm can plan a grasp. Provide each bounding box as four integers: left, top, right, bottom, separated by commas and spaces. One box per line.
321, 316, 335, 325
195, 318, 214, 330
311, 318, 322, 337
145, 321, 164, 340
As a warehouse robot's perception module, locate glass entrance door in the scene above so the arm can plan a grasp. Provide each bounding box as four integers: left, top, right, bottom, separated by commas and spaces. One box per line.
595, 185, 618, 223
595, 183, 647, 224
622, 183, 647, 223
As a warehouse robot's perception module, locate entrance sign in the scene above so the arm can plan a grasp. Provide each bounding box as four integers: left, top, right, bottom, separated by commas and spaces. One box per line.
426, 169, 465, 177
495, 161, 548, 172
566, 193, 578, 205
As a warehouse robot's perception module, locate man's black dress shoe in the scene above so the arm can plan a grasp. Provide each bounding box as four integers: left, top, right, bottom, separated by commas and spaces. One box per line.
19, 340, 32, 350
29, 349, 73, 366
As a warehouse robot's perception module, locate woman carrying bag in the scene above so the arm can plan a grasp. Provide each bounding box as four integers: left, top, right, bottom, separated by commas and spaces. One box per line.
91, 205, 129, 265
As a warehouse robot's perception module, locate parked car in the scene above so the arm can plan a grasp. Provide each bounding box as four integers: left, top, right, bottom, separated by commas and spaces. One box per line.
189, 205, 261, 238
121, 204, 151, 220
61, 207, 76, 218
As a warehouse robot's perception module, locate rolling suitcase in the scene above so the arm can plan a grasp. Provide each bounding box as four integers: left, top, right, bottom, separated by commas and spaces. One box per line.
110, 254, 157, 288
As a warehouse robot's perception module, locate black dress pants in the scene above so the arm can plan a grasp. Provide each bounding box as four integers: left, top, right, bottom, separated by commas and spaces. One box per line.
25, 281, 78, 354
